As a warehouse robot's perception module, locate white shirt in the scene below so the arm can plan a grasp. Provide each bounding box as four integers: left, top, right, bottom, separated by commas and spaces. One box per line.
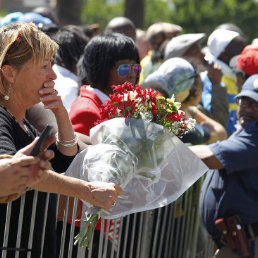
86, 85, 110, 104
53, 64, 78, 112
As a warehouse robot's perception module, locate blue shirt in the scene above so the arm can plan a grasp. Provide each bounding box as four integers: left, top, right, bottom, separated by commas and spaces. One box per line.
200, 120, 258, 236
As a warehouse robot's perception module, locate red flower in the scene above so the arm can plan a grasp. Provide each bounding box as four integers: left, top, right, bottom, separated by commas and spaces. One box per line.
94, 82, 194, 137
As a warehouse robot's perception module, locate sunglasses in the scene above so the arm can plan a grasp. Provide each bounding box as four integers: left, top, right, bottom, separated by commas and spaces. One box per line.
116, 64, 141, 77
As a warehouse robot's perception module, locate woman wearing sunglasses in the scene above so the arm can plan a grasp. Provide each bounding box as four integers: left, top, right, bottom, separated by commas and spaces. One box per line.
68, 33, 140, 257
69, 33, 140, 136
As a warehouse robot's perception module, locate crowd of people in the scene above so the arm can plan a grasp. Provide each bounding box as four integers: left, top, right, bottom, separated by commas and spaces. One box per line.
0, 5, 258, 258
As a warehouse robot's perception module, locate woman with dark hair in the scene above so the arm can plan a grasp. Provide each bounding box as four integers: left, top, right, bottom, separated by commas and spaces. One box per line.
70, 32, 140, 135
68, 33, 140, 257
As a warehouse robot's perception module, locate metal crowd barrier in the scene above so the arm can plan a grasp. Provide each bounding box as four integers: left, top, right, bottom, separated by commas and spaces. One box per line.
1, 177, 214, 258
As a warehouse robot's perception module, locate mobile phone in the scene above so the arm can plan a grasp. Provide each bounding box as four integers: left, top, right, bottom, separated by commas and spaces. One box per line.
30, 124, 54, 156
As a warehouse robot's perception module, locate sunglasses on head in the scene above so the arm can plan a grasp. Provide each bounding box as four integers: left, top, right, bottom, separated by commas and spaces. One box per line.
116, 64, 141, 77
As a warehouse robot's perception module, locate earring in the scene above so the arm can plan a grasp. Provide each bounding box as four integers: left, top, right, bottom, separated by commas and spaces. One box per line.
3, 85, 11, 101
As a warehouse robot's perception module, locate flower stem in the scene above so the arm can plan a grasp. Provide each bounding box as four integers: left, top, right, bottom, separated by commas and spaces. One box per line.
74, 207, 101, 248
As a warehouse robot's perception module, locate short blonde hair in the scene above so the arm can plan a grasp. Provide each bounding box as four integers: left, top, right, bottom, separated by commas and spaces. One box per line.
0, 22, 58, 95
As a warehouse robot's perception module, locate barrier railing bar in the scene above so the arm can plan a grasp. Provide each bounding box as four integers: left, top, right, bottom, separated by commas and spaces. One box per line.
27, 190, 38, 258
68, 197, 78, 258
151, 208, 162, 257
174, 196, 183, 257
98, 216, 105, 258
122, 215, 131, 258
136, 212, 143, 258
15, 194, 25, 258
186, 188, 195, 258
183, 188, 192, 258
168, 204, 176, 258
188, 196, 197, 256
129, 213, 137, 258
2, 202, 12, 258
55, 194, 60, 229
164, 203, 174, 258
178, 191, 189, 258
115, 217, 123, 258
139, 211, 153, 258
110, 218, 118, 258
157, 205, 169, 258
59, 195, 69, 258
102, 219, 110, 258
39, 192, 50, 258
86, 227, 95, 258
191, 192, 201, 256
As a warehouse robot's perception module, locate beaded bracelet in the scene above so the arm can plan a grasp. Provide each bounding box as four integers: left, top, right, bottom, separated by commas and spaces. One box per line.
56, 133, 78, 147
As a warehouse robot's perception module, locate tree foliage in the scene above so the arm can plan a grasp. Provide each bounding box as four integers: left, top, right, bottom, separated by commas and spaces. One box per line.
80, 0, 258, 42
81, 0, 123, 31
169, 0, 258, 42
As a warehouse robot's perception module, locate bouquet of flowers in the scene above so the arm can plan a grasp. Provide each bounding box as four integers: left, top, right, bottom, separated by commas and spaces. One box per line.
65, 82, 207, 248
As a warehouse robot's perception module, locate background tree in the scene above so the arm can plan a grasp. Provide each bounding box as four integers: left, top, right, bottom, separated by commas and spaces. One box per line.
56, 0, 82, 26
77, 0, 258, 43
170, 0, 258, 42
124, 0, 144, 28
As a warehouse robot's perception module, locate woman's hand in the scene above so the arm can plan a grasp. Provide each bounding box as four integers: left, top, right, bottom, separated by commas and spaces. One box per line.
39, 81, 66, 116
84, 182, 123, 210
39, 81, 78, 156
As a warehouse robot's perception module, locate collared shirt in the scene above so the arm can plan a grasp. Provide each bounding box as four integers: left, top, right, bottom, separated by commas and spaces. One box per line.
86, 85, 110, 104
200, 120, 258, 236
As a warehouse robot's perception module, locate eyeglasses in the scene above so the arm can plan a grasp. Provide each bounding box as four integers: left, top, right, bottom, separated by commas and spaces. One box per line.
238, 97, 258, 112
116, 64, 141, 77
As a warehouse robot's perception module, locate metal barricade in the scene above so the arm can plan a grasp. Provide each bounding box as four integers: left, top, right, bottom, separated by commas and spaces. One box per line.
1, 177, 214, 258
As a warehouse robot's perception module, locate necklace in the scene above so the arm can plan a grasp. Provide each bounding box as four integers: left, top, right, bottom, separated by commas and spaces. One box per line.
0, 104, 30, 135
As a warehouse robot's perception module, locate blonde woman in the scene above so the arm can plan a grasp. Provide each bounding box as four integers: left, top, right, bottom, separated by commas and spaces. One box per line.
0, 23, 122, 257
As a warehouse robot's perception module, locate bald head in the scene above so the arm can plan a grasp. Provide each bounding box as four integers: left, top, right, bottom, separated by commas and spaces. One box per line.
105, 17, 136, 41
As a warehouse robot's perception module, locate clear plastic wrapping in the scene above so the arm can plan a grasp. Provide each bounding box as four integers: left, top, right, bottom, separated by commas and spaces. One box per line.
66, 118, 208, 219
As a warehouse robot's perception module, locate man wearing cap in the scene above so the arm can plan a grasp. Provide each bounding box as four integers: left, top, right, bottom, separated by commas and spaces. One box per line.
139, 22, 182, 83
164, 33, 229, 128
190, 74, 258, 257
205, 28, 246, 135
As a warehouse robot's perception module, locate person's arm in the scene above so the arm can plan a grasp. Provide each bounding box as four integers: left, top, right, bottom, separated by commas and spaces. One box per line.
189, 144, 224, 169
39, 81, 78, 156
27, 104, 90, 150
29, 171, 123, 210
200, 65, 229, 127
188, 107, 227, 143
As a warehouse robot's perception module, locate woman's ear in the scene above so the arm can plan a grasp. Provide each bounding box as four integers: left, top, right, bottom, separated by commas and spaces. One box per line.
1, 65, 17, 84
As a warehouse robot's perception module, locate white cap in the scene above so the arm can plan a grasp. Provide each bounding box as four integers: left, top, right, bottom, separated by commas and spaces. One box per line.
252, 38, 258, 47
207, 29, 239, 58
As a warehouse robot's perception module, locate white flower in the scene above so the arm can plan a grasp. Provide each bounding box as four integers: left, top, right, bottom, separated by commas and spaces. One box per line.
140, 111, 153, 122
